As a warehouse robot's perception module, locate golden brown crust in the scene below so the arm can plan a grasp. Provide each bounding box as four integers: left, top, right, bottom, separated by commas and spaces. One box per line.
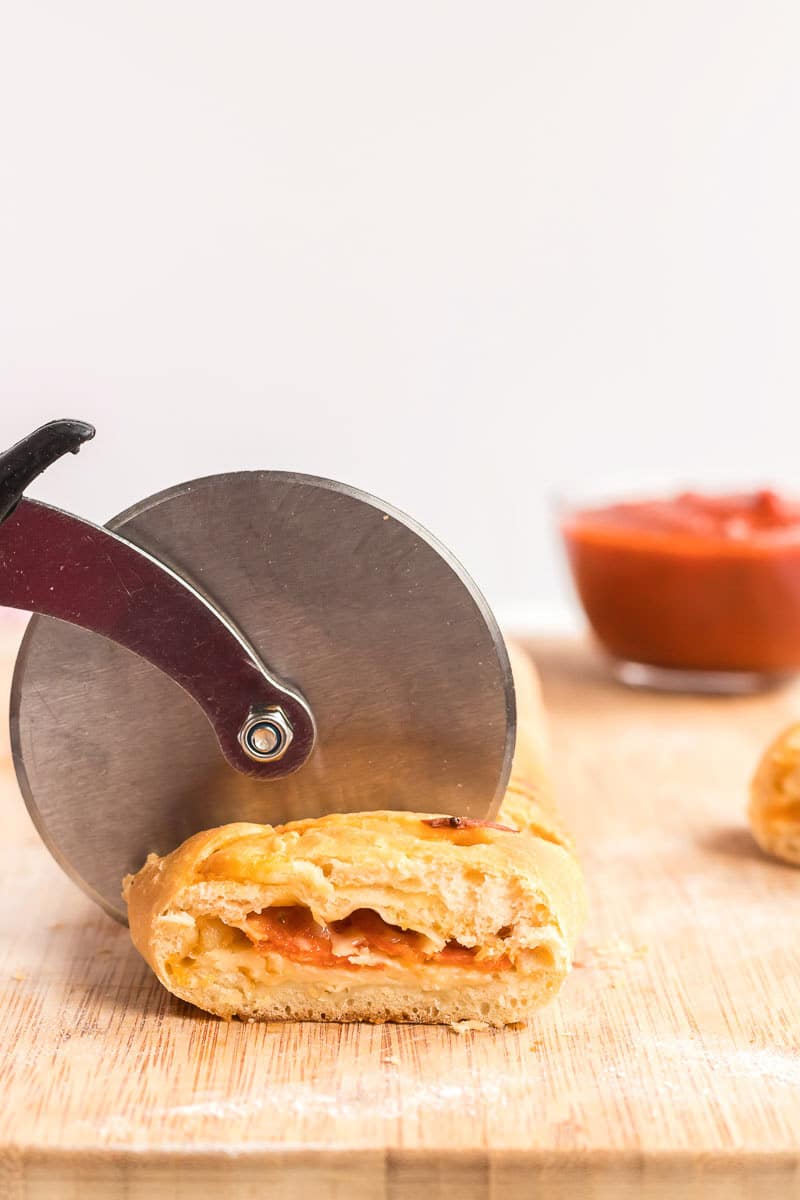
749, 722, 800, 865
124, 644, 586, 1024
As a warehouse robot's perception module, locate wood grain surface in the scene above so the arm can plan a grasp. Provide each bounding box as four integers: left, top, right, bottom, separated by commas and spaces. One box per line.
2, 629, 800, 1198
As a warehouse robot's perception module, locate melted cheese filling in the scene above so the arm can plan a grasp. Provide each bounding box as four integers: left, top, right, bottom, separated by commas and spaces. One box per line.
163, 907, 559, 995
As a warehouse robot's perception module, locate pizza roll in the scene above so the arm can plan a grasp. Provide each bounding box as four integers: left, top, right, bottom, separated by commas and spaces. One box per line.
123, 647, 586, 1025
749, 722, 800, 865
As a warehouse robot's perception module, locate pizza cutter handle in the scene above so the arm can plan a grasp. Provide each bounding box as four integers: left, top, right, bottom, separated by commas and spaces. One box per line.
0, 422, 316, 780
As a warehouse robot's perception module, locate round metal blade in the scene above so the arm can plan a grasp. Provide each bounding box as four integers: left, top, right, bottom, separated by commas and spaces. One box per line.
11, 472, 516, 922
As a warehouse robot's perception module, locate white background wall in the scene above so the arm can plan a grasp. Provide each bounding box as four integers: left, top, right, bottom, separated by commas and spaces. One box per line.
2, 1, 800, 629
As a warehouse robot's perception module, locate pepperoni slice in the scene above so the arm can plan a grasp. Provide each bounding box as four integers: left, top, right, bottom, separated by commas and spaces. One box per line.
436, 943, 511, 972
334, 909, 424, 961
243, 906, 511, 973
246, 906, 338, 967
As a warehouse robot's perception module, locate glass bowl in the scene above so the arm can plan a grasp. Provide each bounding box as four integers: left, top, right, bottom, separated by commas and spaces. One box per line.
556, 483, 800, 695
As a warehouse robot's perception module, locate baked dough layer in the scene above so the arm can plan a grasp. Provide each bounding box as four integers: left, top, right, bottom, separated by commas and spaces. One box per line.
124, 645, 586, 1025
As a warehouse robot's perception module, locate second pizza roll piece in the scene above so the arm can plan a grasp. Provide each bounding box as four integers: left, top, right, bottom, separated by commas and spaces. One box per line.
749, 722, 800, 865
124, 647, 586, 1025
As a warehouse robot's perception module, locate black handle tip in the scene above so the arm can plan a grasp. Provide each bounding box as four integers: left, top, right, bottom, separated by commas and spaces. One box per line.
0, 418, 98, 523
62, 420, 96, 453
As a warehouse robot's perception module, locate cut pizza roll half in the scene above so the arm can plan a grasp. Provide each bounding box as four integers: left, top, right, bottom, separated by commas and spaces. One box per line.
123, 646, 586, 1025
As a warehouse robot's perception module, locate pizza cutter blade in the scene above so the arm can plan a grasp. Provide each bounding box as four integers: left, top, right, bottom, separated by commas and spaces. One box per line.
6, 424, 516, 922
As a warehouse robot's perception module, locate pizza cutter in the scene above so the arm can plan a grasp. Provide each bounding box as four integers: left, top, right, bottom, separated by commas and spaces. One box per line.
1, 419, 516, 922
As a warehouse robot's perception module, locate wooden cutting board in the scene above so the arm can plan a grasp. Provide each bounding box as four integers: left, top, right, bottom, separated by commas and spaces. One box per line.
2, 633, 800, 1199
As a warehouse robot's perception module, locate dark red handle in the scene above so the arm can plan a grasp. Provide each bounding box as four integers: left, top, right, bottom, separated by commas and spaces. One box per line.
0, 498, 315, 779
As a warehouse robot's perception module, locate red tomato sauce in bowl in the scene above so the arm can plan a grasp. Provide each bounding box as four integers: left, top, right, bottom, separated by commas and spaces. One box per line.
561, 490, 800, 675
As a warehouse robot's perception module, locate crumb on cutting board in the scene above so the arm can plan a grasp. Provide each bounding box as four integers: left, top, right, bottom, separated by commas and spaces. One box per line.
588, 936, 649, 967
